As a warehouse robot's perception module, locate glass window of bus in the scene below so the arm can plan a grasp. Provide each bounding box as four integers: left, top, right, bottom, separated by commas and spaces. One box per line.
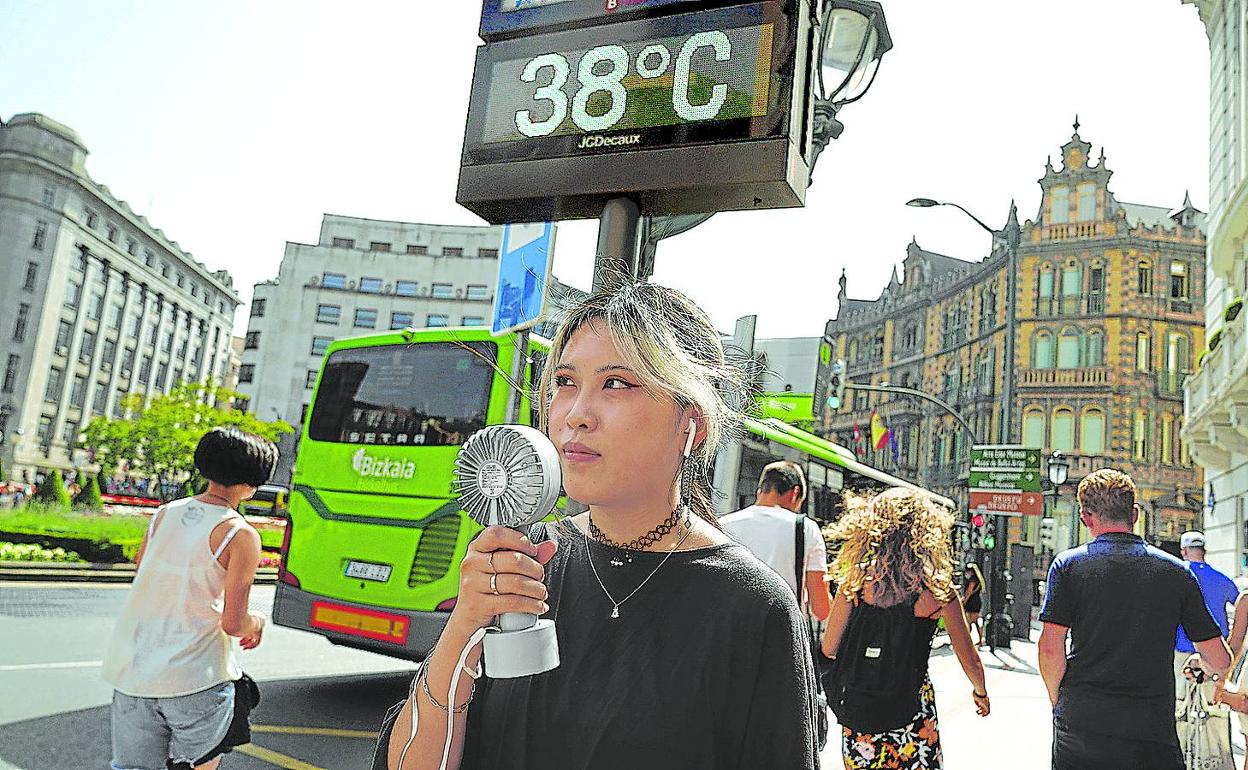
308, 341, 497, 446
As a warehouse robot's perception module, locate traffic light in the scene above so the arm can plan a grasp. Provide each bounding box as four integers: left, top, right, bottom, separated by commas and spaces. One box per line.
827, 359, 847, 409
983, 516, 997, 551
971, 512, 986, 528
1039, 517, 1057, 550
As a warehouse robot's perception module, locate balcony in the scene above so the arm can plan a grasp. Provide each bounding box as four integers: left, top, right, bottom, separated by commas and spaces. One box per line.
1018, 368, 1112, 388
1169, 299, 1193, 314
1156, 371, 1187, 398
1183, 305, 1248, 471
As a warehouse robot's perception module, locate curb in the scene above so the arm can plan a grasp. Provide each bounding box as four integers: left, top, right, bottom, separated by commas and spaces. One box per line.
0, 561, 279, 584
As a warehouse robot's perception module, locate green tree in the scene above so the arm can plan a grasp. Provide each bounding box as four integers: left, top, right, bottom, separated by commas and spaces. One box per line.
31, 468, 71, 509
80, 381, 293, 500
72, 472, 104, 511
0, 456, 6, 484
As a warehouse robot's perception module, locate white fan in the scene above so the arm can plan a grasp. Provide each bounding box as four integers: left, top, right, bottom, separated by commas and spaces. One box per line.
453, 424, 563, 678
454, 424, 561, 530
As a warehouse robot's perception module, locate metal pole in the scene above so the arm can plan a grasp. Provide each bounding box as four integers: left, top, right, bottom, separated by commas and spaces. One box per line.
592, 197, 642, 293
845, 383, 978, 446
504, 330, 529, 425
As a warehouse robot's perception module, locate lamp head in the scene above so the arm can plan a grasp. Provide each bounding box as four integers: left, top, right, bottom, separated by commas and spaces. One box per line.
1047, 450, 1070, 486
819, 0, 892, 106
906, 198, 939, 208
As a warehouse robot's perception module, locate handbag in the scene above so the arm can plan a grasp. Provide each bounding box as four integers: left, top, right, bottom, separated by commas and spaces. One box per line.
1178, 677, 1234, 770
221, 672, 262, 749
794, 514, 830, 750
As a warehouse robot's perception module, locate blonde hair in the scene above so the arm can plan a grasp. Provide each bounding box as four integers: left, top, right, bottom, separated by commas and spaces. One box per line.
537, 282, 747, 525
830, 487, 956, 607
1077, 468, 1137, 523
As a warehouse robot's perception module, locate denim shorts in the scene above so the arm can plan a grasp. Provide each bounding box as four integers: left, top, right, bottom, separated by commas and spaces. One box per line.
111, 681, 235, 770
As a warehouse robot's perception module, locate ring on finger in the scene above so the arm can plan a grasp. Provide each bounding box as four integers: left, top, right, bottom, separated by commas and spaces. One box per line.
490, 573, 499, 596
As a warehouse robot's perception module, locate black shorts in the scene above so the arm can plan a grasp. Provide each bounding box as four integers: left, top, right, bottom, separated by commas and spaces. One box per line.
1051, 716, 1182, 770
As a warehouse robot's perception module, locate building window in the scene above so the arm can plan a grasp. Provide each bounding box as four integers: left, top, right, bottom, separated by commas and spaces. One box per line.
144, 249, 156, 267
2, 355, 18, 393
1087, 267, 1104, 313
156, 361, 168, 386
1170, 261, 1189, 300
45, 367, 64, 402
42, 187, 55, 206
1052, 408, 1074, 452
12, 303, 30, 342
244, 331, 261, 350
139, 356, 152, 383
310, 336, 332, 356
71, 375, 86, 407
466, 284, 490, 301
80, 331, 96, 363
395, 280, 418, 297
32, 221, 48, 250
126, 238, 138, 256
463, 316, 485, 326
122, 347, 135, 373
1133, 409, 1150, 460
1166, 333, 1190, 375
406, 244, 428, 255
162, 333, 173, 353
1161, 413, 1175, 464
101, 340, 116, 370
106, 224, 119, 243
176, 273, 185, 289
332, 237, 355, 248
24, 261, 38, 291
316, 304, 341, 324
427, 314, 449, 327
1136, 331, 1151, 372
37, 416, 52, 444
369, 242, 392, 252
1060, 264, 1082, 315
390, 311, 414, 330
354, 308, 378, 328
1037, 268, 1054, 315
1032, 331, 1055, 368
160, 264, 170, 278
359, 277, 383, 294
238, 364, 255, 384
55, 320, 72, 351
190, 284, 199, 299
112, 391, 125, 418
87, 292, 104, 321
1051, 186, 1069, 224
479, 248, 499, 259
1057, 328, 1080, 369
322, 272, 347, 290
92, 382, 108, 414
1077, 183, 1096, 221
85, 209, 98, 229
1085, 330, 1105, 367
442, 247, 463, 257
306, 370, 318, 389
432, 283, 455, 299
250, 298, 266, 317
1080, 409, 1105, 455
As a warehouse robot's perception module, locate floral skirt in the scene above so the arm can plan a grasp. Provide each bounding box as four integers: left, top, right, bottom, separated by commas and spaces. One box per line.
840, 675, 942, 770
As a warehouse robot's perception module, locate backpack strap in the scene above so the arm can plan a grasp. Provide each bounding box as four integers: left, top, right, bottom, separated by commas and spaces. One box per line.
793, 513, 805, 608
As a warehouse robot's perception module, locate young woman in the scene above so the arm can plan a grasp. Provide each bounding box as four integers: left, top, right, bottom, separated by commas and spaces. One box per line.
374, 283, 820, 770
820, 489, 989, 770
961, 563, 985, 647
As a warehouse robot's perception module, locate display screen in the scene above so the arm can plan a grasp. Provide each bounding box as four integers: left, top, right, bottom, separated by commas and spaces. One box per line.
481, 24, 773, 144
480, 0, 725, 41
463, 3, 794, 165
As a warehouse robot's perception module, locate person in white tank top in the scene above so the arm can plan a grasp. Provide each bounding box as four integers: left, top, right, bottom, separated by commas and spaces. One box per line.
103, 426, 277, 770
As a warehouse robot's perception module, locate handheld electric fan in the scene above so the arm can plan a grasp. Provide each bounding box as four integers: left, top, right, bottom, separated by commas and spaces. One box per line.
454, 424, 563, 678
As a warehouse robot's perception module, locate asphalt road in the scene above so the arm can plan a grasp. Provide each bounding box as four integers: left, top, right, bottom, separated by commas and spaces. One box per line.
0, 583, 416, 770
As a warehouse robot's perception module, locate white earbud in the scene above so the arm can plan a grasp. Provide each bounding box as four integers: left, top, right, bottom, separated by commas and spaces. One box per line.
683, 419, 697, 458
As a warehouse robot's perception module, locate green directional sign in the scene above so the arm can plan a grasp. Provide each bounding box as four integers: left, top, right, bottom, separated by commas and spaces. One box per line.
969, 469, 1041, 492
970, 445, 1042, 470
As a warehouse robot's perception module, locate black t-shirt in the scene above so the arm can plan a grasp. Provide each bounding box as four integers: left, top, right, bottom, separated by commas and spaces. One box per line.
1039, 532, 1221, 743
373, 525, 820, 770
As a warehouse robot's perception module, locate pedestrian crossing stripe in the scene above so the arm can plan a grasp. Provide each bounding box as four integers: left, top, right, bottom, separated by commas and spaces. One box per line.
235, 742, 326, 770
252, 724, 378, 739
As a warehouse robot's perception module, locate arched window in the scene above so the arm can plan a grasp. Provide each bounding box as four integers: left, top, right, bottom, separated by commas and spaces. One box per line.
1052, 408, 1075, 452
1166, 333, 1190, 373
1058, 327, 1080, 369
1023, 409, 1046, 449
1161, 413, 1175, 464
1033, 331, 1055, 368
1135, 331, 1151, 372
1051, 186, 1070, 224
1137, 260, 1153, 295
1060, 263, 1082, 314
1037, 267, 1055, 315
1084, 329, 1105, 367
1077, 183, 1097, 221
848, 339, 858, 363
1080, 408, 1105, 455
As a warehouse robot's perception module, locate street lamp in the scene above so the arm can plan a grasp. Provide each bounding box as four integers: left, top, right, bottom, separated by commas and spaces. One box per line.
1048, 450, 1071, 546
808, 0, 893, 182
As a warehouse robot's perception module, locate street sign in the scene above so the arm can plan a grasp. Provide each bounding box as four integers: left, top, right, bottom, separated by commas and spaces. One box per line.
492, 222, 557, 335
811, 334, 834, 419
458, 0, 814, 223
969, 445, 1043, 516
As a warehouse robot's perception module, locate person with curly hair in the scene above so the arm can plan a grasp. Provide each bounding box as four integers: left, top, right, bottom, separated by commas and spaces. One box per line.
820, 487, 989, 769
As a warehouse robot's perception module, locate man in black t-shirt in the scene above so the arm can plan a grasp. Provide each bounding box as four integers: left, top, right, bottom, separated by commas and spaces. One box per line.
1038, 468, 1231, 769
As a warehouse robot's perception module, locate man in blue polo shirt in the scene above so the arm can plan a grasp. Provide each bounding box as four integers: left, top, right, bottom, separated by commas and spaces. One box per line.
1038, 469, 1232, 769
1175, 530, 1239, 688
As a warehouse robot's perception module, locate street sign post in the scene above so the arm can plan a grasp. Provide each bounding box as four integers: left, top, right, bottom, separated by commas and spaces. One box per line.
492, 222, 557, 336
969, 445, 1042, 517
459, 0, 815, 223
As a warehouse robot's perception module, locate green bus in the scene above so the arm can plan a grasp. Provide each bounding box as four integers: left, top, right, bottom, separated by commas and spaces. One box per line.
272, 327, 953, 659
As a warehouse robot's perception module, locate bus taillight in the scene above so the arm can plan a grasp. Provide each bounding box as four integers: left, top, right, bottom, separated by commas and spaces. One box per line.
277, 517, 300, 588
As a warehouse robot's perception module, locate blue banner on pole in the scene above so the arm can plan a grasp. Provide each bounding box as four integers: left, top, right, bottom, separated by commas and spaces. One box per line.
492, 222, 556, 336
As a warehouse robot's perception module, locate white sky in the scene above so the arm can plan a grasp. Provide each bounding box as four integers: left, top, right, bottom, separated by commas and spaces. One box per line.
0, 0, 1210, 339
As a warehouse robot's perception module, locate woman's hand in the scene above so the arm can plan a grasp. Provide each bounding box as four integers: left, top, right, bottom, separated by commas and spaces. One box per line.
447, 526, 558, 636
972, 690, 990, 716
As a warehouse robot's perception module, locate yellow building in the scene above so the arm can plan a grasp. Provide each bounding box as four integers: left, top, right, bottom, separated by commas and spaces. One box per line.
820, 128, 1206, 554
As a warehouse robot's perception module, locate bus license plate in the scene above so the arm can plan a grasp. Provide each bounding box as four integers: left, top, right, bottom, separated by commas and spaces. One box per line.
344, 561, 392, 582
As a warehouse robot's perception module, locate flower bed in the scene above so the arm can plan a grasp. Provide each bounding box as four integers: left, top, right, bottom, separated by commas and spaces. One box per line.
0, 542, 83, 562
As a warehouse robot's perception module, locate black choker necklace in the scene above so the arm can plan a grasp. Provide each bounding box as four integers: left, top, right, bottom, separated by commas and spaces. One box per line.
587, 506, 690, 567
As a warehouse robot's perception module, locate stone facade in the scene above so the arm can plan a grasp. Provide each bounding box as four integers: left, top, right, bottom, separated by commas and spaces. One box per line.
820, 128, 1206, 555
0, 113, 240, 483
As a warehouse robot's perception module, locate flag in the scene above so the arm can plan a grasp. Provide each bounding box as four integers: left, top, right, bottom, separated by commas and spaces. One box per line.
871, 410, 890, 451
890, 430, 900, 464
852, 423, 864, 459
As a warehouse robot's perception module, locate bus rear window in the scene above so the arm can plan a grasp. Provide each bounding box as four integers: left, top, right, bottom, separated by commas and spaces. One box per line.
308, 342, 496, 446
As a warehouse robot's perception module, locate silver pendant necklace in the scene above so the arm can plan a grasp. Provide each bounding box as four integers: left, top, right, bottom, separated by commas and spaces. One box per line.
587, 522, 692, 619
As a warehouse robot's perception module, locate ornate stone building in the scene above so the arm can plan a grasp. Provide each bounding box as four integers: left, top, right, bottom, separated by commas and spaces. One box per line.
819, 127, 1206, 554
